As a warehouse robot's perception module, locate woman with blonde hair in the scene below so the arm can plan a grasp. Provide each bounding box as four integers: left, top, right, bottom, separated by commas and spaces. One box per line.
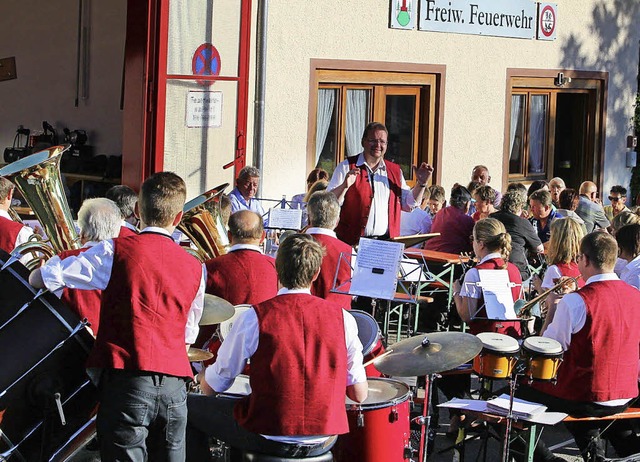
540, 218, 585, 290
452, 217, 522, 337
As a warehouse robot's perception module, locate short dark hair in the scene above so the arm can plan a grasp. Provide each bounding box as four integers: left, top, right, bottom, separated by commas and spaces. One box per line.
228, 210, 263, 241
361, 122, 388, 141
275, 234, 324, 289
527, 180, 549, 198
581, 232, 618, 270
616, 224, 640, 259
559, 188, 579, 210
530, 189, 553, 208
450, 185, 471, 209
105, 185, 137, 219
610, 185, 627, 196
139, 172, 186, 227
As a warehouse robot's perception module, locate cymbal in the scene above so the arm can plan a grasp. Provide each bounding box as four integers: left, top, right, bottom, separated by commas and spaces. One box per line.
199, 294, 235, 326
188, 347, 214, 362
374, 332, 483, 376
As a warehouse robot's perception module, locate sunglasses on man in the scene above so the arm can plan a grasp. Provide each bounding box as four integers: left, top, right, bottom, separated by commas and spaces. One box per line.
608, 196, 625, 202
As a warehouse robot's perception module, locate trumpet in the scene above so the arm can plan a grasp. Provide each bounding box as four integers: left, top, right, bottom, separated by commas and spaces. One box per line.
514, 275, 581, 317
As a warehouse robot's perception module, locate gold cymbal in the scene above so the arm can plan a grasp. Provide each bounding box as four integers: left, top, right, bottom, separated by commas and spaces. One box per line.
199, 294, 235, 326
374, 332, 483, 376
188, 347, 214, 362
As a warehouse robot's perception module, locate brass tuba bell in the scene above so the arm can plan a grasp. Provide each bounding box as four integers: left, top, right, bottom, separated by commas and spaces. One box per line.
0, 145, 81, 268
178, 183, 230, 261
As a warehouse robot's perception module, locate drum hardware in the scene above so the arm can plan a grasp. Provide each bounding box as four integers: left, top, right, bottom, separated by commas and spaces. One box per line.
0, 319, 88, 399
351, 310, 388, 377
514, 275, 580, 317
179, 183, 230, 261
199, 294, 236, 326
0, 288, 47, 331
188, 347, 215, 362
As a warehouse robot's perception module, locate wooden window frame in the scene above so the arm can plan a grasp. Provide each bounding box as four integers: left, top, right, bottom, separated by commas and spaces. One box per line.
308, 59, 446, 185
502, 69, 608, 192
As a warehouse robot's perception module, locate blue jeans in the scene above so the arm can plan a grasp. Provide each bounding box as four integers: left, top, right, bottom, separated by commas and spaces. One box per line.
96, 369, 188, 462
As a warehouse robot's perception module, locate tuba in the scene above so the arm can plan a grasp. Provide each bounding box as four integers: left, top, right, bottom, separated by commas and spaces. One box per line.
0, 145, 81, 268
178, 183, 230, 261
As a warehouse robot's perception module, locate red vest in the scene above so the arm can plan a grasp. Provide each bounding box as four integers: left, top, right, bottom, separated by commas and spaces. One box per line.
87, 232, 202, 378
542, 280, 640, 402
235, 293, 349, 436
468, 257, 522, 338
335, 157, 403, 246
309, 233, 353, 310
118, 225, 138, 237
58, 247, 102, 335
205, 249, 277, 305
196, 249, 278, 347
555, 262, 585, 288
0, 216, 24, 254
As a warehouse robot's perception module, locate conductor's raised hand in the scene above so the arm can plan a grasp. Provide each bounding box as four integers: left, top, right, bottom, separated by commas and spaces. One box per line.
413, 163, 434, 185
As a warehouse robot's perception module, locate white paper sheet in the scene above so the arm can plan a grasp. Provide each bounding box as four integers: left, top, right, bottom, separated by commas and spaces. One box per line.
438, 398, 568, 425
475, 269, 519, 319
350, 238, 404, 300
267, 208, 302, 230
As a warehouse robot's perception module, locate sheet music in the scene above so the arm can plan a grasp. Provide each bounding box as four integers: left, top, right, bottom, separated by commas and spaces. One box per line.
267, 208, 302, 230
350, 238, 404, 300
474, 269, 518, 319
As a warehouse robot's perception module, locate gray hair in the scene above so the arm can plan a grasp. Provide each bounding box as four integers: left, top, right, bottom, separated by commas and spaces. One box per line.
238, 166, 261, 181
77, 198, 122, 242
500, 191, 526, 215
307, 191, 340, 229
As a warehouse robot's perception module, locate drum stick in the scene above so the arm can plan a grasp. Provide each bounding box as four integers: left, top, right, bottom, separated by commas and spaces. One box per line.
362, 349, 394, 368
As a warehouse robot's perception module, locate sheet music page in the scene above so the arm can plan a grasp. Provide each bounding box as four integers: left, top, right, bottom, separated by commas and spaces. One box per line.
350, 238, 404, 300
267, 208, 302, 230
475, 269, 518, 319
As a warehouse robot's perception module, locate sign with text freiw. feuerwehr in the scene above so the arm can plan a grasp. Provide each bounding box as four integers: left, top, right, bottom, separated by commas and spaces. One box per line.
418, 0, 537, 39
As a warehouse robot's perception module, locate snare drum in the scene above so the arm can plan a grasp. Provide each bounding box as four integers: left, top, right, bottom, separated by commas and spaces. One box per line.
522, 336, 563, 382
334, 378, 411, 462
351, 310, 386, 377
473, 332, 520, 379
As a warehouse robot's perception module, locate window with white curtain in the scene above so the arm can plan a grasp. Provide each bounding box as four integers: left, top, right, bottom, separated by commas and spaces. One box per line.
508, 91, 550, 179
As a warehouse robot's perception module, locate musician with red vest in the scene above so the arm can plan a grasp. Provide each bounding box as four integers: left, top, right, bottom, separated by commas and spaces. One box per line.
187, 234, 367, 460
53, 197, 122, 336
327, 122, 433, 246
105, 184, 139, 237
305, 190, 353, 309
195, 210, 277, 347
518, 232, 640, 460
0, 176, 37, 265
30, 172, 205, 462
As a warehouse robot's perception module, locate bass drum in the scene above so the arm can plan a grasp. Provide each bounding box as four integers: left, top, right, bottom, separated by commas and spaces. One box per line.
0, 250, 97, 461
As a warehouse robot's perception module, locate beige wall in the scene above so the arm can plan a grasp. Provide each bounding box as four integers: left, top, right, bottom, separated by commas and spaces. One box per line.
0, 0, 126, 157
257, 0, 640, 204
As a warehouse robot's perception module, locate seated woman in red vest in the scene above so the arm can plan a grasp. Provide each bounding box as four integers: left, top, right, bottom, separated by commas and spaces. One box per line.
452, 217, 523, 338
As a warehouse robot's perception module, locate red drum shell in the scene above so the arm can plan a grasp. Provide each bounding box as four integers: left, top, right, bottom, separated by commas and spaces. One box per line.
334, 378, 411, 462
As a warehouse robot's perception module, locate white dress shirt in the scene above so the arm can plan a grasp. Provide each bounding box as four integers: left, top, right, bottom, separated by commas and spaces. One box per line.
328, 153, 416, 237
0, 209, 36, 265
400, 208, 432, 237
39, 227, 205, 344
620, 255, 640, 290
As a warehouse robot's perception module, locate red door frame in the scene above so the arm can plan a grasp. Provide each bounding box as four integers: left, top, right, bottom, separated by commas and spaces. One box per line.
122, 0, 252, 189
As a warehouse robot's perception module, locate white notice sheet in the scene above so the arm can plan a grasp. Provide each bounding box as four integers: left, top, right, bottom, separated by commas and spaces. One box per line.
350, 238, 404, 300
474, 269, 518, 319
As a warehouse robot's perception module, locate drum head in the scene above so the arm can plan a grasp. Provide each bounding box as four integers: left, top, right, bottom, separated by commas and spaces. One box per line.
223, 375, 251, 396
346, 378, 410, 407
219, 304, 251, 340
350, 310, 381, 356
523, 336, 563, 355
476, 332, 519, 354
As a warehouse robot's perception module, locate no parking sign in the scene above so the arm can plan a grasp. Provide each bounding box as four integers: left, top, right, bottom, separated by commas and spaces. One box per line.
192, 43, 221, 86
